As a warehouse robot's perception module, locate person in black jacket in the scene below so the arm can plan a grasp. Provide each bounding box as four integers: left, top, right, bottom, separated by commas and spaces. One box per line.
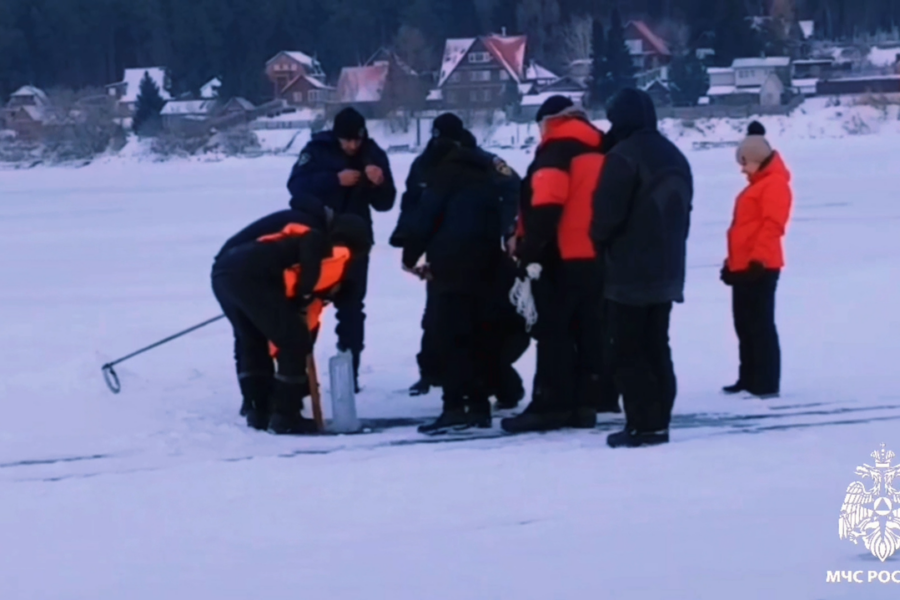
401, 136, 512, 434
286, 107, 397, 391
591, 88, 693, 448
389, 113, 522, 403
212, 212, 372, 434
214, 196, 331, 419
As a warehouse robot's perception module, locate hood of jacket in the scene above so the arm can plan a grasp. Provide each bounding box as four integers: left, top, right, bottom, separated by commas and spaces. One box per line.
605, 88, 658, 144
539, 115, 603, 149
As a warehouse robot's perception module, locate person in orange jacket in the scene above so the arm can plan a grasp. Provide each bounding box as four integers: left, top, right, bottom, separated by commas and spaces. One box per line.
212, 211, 372, 434
720, 121, 792, 399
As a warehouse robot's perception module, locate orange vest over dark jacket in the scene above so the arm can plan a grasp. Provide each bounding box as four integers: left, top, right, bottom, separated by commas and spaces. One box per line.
256, 223, 351, 357
727, 152, 793, 272
517, 116, 605, 261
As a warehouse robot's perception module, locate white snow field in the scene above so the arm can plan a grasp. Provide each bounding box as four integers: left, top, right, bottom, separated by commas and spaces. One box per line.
2, 134, 900, 600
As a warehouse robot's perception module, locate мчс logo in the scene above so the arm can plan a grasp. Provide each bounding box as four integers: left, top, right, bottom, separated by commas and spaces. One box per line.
839, 444, 900, 562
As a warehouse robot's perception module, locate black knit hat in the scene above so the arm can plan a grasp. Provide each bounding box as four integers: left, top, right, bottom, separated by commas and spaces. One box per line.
535, 95, 575, 123
333, 107, 367, 140
432, 113, 465, 142
330, 214, 372, 256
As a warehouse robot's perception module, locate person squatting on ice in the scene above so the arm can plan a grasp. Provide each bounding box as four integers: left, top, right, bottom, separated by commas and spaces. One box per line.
501, 96, 617, 434
399, 119, 522, 434
287, 107, 396, 392
591, 89, 693, 448
720, 121, 793, 399
390, 113, 527, 410
211, 207, 372, 434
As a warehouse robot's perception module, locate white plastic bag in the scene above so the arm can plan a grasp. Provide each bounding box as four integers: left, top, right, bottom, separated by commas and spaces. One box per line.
509, 263, 542, 332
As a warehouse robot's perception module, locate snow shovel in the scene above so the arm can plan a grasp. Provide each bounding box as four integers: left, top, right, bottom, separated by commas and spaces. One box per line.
328, 350, 361, 433
306, 354, 325, 431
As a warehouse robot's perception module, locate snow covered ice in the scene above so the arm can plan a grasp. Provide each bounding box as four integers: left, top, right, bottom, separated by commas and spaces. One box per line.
2, 133, 900, 599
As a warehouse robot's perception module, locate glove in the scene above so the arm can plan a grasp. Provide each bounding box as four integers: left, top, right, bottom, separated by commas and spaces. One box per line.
720, 262, 735, 286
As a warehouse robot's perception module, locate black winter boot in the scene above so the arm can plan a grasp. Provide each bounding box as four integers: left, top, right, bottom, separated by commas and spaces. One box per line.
267, 378, 318, 435
239, 375, 273, 430
417, 408, 470, 434
607, 429, 669, 448
722, 382, 745, 394
500, 385, 573, 433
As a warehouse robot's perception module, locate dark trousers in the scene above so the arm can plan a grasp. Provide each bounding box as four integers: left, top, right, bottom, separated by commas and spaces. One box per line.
531, 261, 614, 412
607, 301, 676, 433
416, 280, 443, 383
334, 254, 369, 377
732, 271, 780, 395
433, 289, 492, 412
211, 264, 310, 383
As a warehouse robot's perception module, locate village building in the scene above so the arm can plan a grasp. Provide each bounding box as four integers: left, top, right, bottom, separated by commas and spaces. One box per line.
2, 85, 49, 140
707, 57, 791, 106
430, 33, 529, 110
265, 51, 332, 107
330, 49, 425, 119
625, 20, 672, 77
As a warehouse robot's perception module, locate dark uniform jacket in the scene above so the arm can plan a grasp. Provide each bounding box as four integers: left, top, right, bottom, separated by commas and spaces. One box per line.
389, 138, 520, 249
591, 89, 693, 306
287, 131, 396, 234
401, 142, 509, 292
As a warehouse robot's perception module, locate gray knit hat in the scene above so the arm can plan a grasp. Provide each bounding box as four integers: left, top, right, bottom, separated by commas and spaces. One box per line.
736, 121, 773, 164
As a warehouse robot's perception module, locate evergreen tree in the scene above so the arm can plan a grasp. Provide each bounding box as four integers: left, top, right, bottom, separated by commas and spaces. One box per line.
712, 1, 763, 67
132, 71, 166, 136
605, 8, 636, 93
589, 18, 614, 108
669, 48, 710, 106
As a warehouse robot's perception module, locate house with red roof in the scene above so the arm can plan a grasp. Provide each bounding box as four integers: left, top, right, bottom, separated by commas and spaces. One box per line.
430, 33, 530, 110
624, 21, 672, 74
330, 48, 427, 119
265, 51, 334, 108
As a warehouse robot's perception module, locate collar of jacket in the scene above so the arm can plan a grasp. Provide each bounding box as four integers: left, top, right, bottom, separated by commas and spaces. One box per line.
538, 115, 603, 149
748, 151, 790, 185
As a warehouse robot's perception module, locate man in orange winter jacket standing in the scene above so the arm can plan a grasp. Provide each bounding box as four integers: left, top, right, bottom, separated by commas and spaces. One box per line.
721, 121, 792, 399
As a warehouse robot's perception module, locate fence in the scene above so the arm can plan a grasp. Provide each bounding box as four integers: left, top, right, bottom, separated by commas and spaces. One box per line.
584, 96, 805, 122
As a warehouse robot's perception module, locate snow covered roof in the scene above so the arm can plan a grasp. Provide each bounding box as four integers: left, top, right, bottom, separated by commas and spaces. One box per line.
109, 68, 171, 103
707, 67, 734, 74
283, 73, 333, 94
732, 57, 791, 68
160, 100, 217, 115
335, 64, 389, 103
10, 105, 46, 121
10, 86, 48, 103
222, 97, 255, 111
267, 51, 318, 69
518, 83, 534, 95
200, 78, 220, 99
708, 85, 738, 96
793, 78, 818, 93
366, 48, 417, 76
799, 20, 815, 39
525, 62, 558, 81
521, 90, 584, 106
866, 47, 900, 67
438, 38, 476, 86
626, 21, 671, 56
438, 34, 527, 86
426, 89, 443, 101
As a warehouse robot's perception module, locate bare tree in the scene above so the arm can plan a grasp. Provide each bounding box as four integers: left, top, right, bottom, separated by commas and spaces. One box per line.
41, 87, 124, 162
557, 14, 593, 66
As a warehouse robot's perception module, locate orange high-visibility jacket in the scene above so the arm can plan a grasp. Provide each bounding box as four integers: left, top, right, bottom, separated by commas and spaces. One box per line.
256, 223, 351, 357
727, 152, 793, 272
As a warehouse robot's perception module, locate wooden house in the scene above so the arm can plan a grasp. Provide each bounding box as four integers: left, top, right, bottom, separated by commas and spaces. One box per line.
2, 86, 49, 140
265, 51, 332, 107
431, 34, 528, 110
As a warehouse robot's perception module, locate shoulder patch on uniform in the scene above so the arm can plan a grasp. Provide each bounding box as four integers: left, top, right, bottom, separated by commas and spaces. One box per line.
296, 152, 311, 166
494, 158, 512, 176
